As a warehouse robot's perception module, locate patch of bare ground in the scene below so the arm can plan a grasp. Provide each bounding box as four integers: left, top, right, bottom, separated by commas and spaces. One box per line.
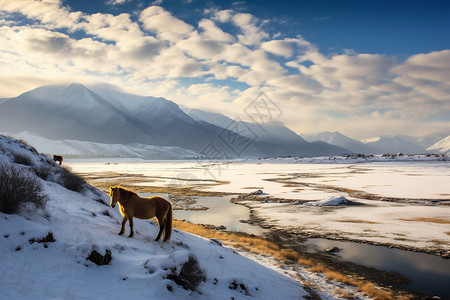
173, 220, 413, 300
446, 232, 450, 236
400, 217, 450, 224
337, 219, 379, 224
81, 172, 231, 197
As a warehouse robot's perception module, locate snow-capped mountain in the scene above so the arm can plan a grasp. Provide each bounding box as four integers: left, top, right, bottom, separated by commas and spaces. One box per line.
0, 83, 214, 150
303, 131, 376, 154
361, 135, 427, 154
427, 135, 450, 154
0, 83, 351, 158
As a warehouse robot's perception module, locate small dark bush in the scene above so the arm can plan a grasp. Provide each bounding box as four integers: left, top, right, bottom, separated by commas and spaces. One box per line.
34, 164, 53, 180
87, 249, 112, 266
0, 163, 46, 214
29, 232, 55, 244
59, 166, 86, 192
13, 152, 33, 166
167, 255, 207, 292
228, 280, 250, 296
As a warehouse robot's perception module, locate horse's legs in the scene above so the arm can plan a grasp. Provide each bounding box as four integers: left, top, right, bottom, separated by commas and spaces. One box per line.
119, 216, 128, 235
128, 217, 134, 238
154, 216, 165, 241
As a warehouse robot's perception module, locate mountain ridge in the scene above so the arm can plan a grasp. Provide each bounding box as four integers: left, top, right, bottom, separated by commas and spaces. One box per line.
0, 83, 351, 159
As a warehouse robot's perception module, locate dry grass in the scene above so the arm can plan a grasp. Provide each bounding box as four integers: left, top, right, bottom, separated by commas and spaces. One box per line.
357, 282, 394, 300
333, 288, 356, 299
445, 232, 450, 236
323, 270, 359, 286
174, 220, 304, 265
84, 172, 230, 197
173, 220, 406, 300
337, 219, 379, 224
400, 217, 450, 224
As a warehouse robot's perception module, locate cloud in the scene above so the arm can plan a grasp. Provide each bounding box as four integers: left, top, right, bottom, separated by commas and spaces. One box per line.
106, 0, 130, 5
0, 0, 82, 28
139, 6, 194, 42
232, 12, 269, 46
211, 9, 234, 23
198, 19, 234, 43
392, 50, 450, 101
261, 37, 315, 58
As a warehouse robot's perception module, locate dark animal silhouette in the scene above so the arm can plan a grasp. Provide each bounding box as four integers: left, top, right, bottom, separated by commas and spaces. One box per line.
53, 155, 63, 165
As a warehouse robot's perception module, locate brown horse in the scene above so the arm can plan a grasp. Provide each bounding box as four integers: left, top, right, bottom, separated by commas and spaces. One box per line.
109, 186, 172, 242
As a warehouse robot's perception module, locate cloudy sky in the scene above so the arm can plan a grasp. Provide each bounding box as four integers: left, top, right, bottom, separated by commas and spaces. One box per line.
0, 0, 449, 139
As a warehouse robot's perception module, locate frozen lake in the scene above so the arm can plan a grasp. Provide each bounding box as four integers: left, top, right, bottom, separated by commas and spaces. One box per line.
69, 160, 450, 298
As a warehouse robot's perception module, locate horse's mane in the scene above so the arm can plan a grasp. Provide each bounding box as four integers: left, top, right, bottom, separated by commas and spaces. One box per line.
115, 186, 138, 197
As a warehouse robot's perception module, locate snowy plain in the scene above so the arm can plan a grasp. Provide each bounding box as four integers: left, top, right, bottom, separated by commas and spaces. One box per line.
68, 158, 450, 256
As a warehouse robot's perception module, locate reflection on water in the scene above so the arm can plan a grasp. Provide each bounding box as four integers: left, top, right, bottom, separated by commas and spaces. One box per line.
139, 193, 266, 235
306, 238, 450, 298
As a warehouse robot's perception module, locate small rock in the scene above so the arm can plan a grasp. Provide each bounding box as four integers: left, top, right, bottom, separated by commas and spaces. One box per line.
210, 238, 223, 246
250, 189, 264, 196
324, 246, 340, 253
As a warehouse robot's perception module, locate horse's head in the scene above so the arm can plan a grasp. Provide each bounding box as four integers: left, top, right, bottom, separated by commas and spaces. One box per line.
110, 187, 119, 208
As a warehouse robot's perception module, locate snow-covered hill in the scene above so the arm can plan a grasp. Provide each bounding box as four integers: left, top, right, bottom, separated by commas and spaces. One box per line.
303, 131, 375, 154
10, 131, 199, 159
0, 134, 307, 299
427, 135, 450, 154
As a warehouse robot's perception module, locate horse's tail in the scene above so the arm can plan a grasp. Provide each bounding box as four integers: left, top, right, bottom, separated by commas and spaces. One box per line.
164, 202, 172, 242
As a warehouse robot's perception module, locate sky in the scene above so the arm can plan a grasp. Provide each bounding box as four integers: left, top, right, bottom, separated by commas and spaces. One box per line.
0, 0, 449, 139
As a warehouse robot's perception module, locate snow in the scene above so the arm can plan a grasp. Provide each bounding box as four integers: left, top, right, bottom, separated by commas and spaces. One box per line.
427, 135, 450, 154
0, 134, 308, 300
304, 196, 350, 206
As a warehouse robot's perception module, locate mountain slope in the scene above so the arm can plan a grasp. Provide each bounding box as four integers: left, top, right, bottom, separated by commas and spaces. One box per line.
304, 131, 376, 154
0, 134, 307, 299
361, 135, 426, 154
427, 135, 450, 154
416, 133, 449, 149
184, 108, 352, 157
